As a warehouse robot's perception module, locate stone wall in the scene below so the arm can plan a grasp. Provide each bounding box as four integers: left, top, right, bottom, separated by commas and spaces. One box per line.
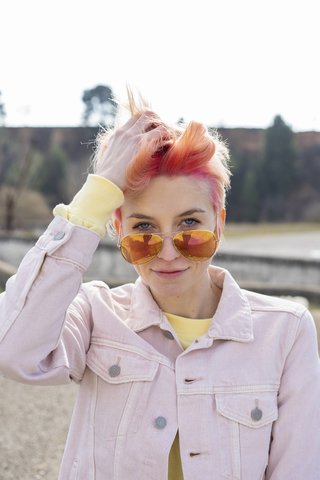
1, 237, 320, 302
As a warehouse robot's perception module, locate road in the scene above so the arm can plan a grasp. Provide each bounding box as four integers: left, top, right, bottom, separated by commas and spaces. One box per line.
220, 230, 320, 259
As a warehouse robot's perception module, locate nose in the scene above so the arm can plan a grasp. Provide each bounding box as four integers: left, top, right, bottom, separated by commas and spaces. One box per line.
157, 236, 181, 262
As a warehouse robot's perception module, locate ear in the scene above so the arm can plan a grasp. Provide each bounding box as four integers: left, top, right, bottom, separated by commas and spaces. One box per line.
215, 209, 226, 239
219, 209, 226, 229
114, 218, 121, 237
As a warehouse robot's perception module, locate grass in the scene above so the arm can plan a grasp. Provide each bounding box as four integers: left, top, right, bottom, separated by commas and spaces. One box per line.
224, 222, 320, 238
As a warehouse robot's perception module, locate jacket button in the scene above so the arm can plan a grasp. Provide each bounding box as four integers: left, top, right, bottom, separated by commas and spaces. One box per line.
54, 231, 65, 240
109, 365, 121, 377
163, 330, 174, 340
251, 408, 263, 421
155, 416, 167, 429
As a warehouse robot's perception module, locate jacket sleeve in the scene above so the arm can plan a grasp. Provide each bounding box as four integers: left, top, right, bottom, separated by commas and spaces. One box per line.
266, 309, 320, 479
0, 216, 100, 385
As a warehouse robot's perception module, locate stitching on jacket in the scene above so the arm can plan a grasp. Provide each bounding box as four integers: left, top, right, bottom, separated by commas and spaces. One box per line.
90, 338, 174, 370
48, 254, 87, 272
218, 406, 277, 426
86, 360, 158, 383
1, 251, 46, 343
250, 307, 304, 317
283, 310, 306, 363
177, 384, 279, 395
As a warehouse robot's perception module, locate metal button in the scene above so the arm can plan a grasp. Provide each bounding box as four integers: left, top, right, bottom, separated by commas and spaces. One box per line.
163, 330, 174, 340
54, 231, 65, 241
251, 408, 263, 421
109, 365, 121, 377
155, 416, 167, 429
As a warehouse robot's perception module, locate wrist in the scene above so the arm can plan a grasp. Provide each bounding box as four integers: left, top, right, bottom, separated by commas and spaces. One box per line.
54, 175, 124, 237
96, 167, 126, 192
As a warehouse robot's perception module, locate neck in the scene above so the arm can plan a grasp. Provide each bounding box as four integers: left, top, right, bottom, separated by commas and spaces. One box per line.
150, 270, 222, 319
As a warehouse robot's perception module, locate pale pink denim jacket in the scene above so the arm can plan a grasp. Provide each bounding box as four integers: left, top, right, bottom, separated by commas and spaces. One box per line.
0, 216, 320, 480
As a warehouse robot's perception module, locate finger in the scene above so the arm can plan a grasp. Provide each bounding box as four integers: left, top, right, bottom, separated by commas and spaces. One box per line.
115, 111, 156, 136
144, 124, 172, 140
130, 111, 160, 134
116, 114, 140, 134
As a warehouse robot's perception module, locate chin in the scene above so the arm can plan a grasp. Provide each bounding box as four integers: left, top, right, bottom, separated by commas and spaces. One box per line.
140, 271, 195, 300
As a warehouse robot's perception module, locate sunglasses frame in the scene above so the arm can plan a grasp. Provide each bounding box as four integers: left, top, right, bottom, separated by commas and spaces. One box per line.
117, 230, 219, 265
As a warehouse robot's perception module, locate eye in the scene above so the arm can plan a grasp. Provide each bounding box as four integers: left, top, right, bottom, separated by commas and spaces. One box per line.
133, 222, 153, 231
182, 218, 200, 227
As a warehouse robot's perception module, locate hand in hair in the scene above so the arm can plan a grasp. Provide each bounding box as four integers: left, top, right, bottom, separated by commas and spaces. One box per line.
96, 111, 171, 192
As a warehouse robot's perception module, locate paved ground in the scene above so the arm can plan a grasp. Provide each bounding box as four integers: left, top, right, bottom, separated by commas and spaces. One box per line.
0, 380, 78, 480
0, 310, 319, 480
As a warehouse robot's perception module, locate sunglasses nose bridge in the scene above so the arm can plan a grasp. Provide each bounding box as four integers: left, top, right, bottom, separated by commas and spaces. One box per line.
156, 233, 181, 260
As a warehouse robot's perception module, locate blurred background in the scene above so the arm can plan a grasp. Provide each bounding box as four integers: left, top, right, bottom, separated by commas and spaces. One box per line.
0, 0, 320, 478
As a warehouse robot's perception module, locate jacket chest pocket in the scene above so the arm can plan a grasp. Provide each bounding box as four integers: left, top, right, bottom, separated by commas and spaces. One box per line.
86, 343, 159, 439
216, 391, 278, 480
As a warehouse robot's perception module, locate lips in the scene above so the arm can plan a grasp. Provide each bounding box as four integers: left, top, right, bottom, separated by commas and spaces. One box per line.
157, 269, 184, 273
152, 268, 188, 279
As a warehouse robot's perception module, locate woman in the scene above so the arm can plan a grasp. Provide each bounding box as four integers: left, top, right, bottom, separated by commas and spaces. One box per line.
0, 94, 320, 480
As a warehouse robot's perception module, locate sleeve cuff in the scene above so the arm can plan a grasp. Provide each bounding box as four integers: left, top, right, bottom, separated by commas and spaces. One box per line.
53, 175, 124, 237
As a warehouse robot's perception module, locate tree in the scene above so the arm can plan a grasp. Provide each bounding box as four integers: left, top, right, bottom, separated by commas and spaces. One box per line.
3, 135, 39, 230
176, 117, 186, 127
258, 115, 300, 221
30, 142, 68, 207
261, 115, 299, 196
82, 85, 116, 126
0, 91, 5, 125
227, 150, 261, 222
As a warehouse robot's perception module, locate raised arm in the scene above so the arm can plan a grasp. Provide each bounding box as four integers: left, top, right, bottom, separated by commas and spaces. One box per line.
0, 112, 168, 385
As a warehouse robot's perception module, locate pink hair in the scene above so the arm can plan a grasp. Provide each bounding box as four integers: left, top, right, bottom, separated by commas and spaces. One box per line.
93, 90, 231, 228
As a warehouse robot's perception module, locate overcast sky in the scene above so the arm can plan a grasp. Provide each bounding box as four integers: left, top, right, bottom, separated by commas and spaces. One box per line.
1, 0, 319, 131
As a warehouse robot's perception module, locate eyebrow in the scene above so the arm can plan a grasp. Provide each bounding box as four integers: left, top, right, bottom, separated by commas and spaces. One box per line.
177, 208, 206, 217
126, 208, 206, 220
126, 213, 154, 220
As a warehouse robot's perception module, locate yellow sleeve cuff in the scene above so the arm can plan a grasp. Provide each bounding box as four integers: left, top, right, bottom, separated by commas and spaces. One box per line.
53, 174, 124, 237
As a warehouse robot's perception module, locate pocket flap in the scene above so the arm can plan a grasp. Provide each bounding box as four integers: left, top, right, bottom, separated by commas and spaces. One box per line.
216, 391, 278, 428
86, 343, 159, 384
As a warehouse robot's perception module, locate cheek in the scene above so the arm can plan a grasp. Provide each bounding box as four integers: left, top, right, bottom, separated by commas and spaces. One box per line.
195, 259, 212, 274
133, 265, 147, 279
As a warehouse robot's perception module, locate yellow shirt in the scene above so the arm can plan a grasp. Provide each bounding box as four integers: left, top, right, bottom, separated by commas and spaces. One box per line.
164, 313, 212, 480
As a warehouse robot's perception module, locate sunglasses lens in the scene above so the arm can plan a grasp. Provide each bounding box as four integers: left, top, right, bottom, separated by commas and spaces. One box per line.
174, 231, 217, 261
120, 234, 163, 265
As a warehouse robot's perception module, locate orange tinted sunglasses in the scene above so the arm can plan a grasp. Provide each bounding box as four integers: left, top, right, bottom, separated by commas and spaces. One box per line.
117, 230, 219, 265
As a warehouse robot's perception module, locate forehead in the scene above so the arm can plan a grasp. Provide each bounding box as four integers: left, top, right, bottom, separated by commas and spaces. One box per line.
122, 175, 214, 218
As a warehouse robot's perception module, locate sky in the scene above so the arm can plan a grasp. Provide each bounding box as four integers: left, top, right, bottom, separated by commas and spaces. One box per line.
1, 0, 319, 131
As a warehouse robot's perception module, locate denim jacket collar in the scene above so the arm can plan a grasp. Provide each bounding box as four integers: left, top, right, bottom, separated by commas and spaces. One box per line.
125, 266, 253, 344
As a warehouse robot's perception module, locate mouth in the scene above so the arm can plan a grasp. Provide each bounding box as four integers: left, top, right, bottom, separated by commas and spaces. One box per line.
152, 268, 188, 279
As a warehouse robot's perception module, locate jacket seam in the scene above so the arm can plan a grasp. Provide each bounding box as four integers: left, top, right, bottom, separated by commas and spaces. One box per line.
0, 252, 47, 343
48, 254, 87, 272
90, 338, 174, 370
177, 384, 279, 394
283, 310, 305, 361
249, 305, 306, 317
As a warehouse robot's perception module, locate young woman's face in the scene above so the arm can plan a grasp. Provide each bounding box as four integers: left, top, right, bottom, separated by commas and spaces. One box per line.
118, 175, 222, 300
